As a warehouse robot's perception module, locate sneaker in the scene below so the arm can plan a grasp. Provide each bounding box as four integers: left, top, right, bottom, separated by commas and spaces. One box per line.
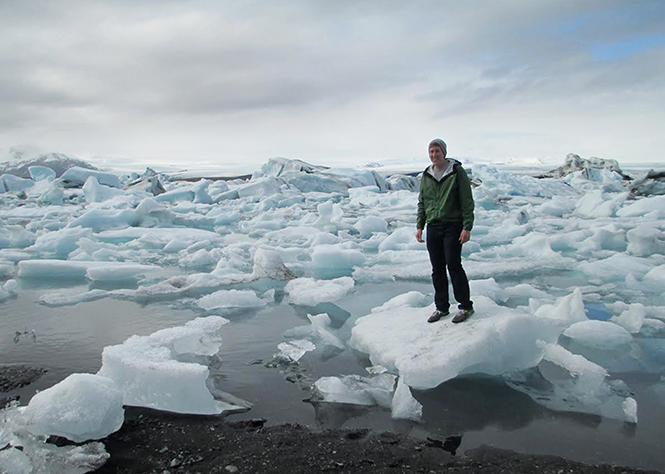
452, 308, 474, 324
428, 310, 450, 323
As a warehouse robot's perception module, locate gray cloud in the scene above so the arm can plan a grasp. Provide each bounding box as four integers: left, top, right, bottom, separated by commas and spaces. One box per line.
1, 0, 664, 164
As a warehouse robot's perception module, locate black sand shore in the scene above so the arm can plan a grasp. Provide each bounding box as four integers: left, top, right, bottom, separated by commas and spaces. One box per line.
93, 407, 660, 474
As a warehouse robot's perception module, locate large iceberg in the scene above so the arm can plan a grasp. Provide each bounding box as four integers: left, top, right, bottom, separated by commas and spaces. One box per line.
21, 373, 124, 442
98, 316, 249, 414
350, 294, 566, 389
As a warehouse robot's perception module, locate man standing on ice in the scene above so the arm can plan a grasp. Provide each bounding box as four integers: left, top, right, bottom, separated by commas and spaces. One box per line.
416, 138, 475, 323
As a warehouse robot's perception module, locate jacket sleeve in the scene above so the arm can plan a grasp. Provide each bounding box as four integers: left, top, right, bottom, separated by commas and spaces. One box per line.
417, 179, 426, 230
457, 166, 474, 231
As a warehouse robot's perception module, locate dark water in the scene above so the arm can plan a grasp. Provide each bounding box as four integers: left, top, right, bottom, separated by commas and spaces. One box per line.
2, 280, 664, 471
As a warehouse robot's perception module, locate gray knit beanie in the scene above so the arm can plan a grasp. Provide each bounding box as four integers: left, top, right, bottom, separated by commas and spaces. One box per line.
429, 139, 447, 157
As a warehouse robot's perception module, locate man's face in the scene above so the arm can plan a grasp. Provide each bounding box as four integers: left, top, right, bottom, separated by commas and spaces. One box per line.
429, 145, 445, 167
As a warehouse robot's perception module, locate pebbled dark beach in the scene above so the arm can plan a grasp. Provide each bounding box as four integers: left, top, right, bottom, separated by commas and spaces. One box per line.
92, 407, 660, 474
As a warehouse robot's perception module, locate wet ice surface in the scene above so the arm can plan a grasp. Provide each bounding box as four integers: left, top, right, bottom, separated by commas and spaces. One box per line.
2, 155, 665, 472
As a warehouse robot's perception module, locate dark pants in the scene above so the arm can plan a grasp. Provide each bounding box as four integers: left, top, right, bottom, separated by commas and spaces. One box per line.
426, 222, 473, 312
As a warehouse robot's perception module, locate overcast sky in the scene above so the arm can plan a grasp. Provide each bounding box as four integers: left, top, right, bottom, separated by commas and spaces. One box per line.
1, 0, 664, 171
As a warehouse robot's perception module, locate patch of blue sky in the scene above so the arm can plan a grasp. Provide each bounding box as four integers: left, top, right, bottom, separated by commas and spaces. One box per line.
553, 15, 589, 34
592, 33, 665, 61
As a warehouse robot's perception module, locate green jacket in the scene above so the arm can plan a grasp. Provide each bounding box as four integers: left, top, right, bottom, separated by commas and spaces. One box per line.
417, 160, 474, 231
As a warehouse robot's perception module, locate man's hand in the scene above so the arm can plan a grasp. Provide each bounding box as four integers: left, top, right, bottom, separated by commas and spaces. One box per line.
459, 229, 470, 244
416, 228, 424, 243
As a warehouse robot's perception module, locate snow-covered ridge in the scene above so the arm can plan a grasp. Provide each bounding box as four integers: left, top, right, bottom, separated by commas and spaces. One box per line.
1, 149, 98, 179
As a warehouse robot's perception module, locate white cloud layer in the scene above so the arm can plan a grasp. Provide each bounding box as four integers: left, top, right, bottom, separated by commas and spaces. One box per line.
1, 0, 664, 170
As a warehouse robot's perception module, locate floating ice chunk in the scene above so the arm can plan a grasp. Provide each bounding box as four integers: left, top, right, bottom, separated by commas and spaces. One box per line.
125, 170, 166, 196
28, 165, 57, 181
473, 164, 574, 197
208, 207, 241, 227
0, 225, 36, 249
497, 232, 561, 260
626, 226, 665, 257
623, 397, 638, 424
307, 312, 332, 328
278, 171, 348, 194
0, 232, 11, 249
260, 157, 327, 176
68, 208, 138, 232
391, 378, 422, 421
134, 197, 174, 225
504, 283, 549, 300
352, 261, 427, 283
353, 216, 389, 237
536, 195, 576, 217
578, 224, 627, 253
284, 313, 346, 356
644, 265, 665, 285
163, 237, 190, 253
476, 218, 527, 245
312, 200, 343, 230
179, 248, 222, 269
191, 179, 213, 204
574, 190, 627, 218
350, 296, 562, 389
0, 262, 15, 279
40, 289, 109, 307
0, 444, 32, 474
37, 181, 65, 204
252, 247, 295, 280
276, 339, 316, 362
322, 168, 387, 190
364, 365, 388, 376
610, 303, 646, 334
236, 177, 282, 198
640, 318, 665, 337
95, 227, 222, 248
0, 406, 110, 474
22, 373, 124, 442
198, 289, 274, 311
1, 174, 35, 193
470, 278, 508, 303
578, 253, 653, 281
19, 260, 156, 280
0, 279, 18, 301
185, 239, 211, 253
533, 288, 587, 324
284, 277, 354, 306
386, 174, 419, 191
534, 343, 637, 423
60, 167, 121, 188
213, 189, 240, 201
86, 264, 160, 282
629, 169, 665, 196
207, 180, 230, 197
154, 187, 195, 203
617, 195, 665, 217
312, 373, 396, 407
311, 245, 365, 277
98, 316, 241, 414
26, 227, 93, 258
378, 227, 421, 252
547, 153, 626, 179
562, 320, 633, 350
371, 291, 429, 313
82, 176, 124, 203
